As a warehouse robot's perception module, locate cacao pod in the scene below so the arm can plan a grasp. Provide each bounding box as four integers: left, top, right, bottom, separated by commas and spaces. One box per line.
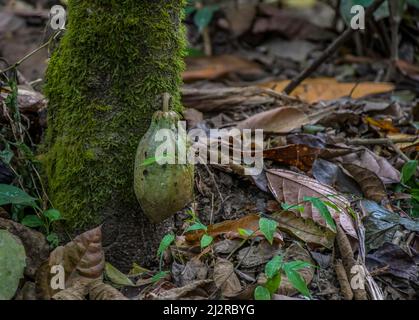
134, 94, 194, 223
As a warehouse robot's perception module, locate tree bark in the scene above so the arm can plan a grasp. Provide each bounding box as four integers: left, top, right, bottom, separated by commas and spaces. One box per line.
44, 0, 186, 271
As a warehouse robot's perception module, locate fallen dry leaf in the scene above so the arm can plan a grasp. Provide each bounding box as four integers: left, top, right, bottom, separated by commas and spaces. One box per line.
337, 147, 400, 184
35, 226, 105, 300
213, 258, 242, 298
266, 169, 357, 238
364, 116, 399, 133
342, 163, 388, 203
152, 280, 214, 300
223, 0, 257, 36
183, 55, 263, 82
273, 211, 336, 248
185, 214, 283, 244
387, 133, 419, 151
264, 144, 354, 171
260, 78, 394, 103
237, 106, 309, 133
395, 60, 419, 81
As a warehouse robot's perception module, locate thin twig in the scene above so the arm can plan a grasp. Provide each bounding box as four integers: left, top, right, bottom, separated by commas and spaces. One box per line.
0, 30, 62, 75
347, 137, 418, 146
283, 0, 387, 95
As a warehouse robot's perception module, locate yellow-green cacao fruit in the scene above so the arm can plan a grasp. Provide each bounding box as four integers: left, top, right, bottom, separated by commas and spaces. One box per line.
134, 95, 194, 223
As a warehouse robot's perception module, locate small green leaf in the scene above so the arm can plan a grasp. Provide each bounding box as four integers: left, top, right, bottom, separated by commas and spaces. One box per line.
259, 217, 278, 245
265, 255, 283, 279
193, 5, 218, 32
105, 262, 135, 286
200, 234, 213, 249
0, 184, 36, 207
185, 222, 207, 233
238, 228, 253, 237
129, 263, 150, 276
151, 271, 169, 283
265, 272, 281, 294
284, 260, 314, 271
157, 233, 175, 257
140, 156, 158, 167
0, 145, 13, 164
46, 233, 59, 247
304, 197, 336, 232
254, 285, 271, 300
43, 209, 62, 222
21, 215, 43, 228
281, 202, 305, 213
186, 47, 205, 57
283, 267, 311, 298
401, 160, 418, 184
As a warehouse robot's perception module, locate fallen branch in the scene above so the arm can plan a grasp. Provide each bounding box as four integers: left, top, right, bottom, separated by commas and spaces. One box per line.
335, 225, 368, 300
334, 259, 354, 300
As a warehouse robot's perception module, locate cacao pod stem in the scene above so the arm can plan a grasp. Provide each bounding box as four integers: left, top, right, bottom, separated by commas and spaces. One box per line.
162, 92, 171, 112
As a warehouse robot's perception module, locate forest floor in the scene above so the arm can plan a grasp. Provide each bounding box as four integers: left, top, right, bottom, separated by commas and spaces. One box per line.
0, 0, 418, 300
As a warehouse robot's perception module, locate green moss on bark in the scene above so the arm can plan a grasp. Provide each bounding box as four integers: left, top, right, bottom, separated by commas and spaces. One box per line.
44, 0, 186, 229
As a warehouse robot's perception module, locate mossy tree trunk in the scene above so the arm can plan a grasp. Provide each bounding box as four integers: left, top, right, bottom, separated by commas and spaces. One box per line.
44, 0, 186, 271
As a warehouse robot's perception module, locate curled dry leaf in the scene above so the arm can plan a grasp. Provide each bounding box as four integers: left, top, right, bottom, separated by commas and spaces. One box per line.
213, 258, 242, 298
266, 169, 357, 238
342, 163, 387, 202
273, 211, 335, 248
337, 147, 400, 184
52, 278, 90, 300
35, 226, 105, 299
237, 106, 309, 133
